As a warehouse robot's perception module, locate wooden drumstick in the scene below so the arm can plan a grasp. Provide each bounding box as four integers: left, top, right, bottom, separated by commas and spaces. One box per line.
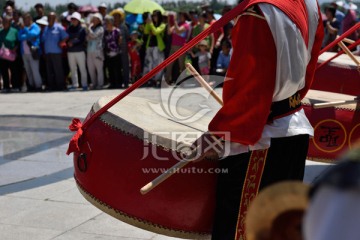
140, 144, 202, 195
141, 65, 225, 195
140, 134, 222, 195
140, 160, 190, 195
338, 40, 360, 66
313, 99, 359, 109
342, 37, 356, 44
185, 63, 224, 106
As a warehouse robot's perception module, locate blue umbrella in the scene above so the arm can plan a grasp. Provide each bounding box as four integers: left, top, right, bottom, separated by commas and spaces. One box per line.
126, 13, 144, 24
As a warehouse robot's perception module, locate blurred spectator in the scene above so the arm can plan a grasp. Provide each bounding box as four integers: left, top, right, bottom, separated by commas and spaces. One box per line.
162, 11, 171, 59
0, 16, 3, 30
143, 10, 166, 86
66, 12, 88, 90
3, 5, 13, 18
200, 1, 210, 12
322, 6, 339, 51
128, 31, 142, 83
59, 15, 70, 86
98, 3, 107, 19
192, 11, 213, 50
189, 40, 211, 76
165, 11, 190, 84
304, 145, 360, 240
86, 13, 104, 89
33, 3, 45, 22
62, 3, 78, 20
0, 16, 19, 92
11, 10, 25, 91
190, 11, 214, 73
12, 10, 23, 30
342, 3, 358, 40
222, 5, 233, 42
103, 15, 122, 88
246, 181, 309, 240
139, 12, 150, 72
5, 0, 15, 9
216, 39, 232, 75
36, 16, 49, 90
43, 12, 68, 91
207, 8, 224, 74
189, 10, 199, 36
110, 8, 129, 88
330, 2, 345, 33
18, 13, 42, 91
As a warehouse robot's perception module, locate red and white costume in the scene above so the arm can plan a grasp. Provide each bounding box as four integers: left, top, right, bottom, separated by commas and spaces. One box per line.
209, 0, 324, 154
209, 1, 324, 239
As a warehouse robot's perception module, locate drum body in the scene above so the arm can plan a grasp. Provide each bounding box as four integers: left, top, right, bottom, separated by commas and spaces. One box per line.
74, 96, 217, 239
312, 52, 360, 95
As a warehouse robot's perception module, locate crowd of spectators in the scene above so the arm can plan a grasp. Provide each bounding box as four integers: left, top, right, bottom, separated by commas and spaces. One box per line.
0, 0, 233, 92
1, 0, 360, 93
322, 1, 359, 51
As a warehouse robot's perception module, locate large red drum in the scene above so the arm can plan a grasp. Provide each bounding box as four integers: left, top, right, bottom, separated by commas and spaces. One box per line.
303, 90, 359, 162
73, 96, 217, 239
312, 52, 360, 95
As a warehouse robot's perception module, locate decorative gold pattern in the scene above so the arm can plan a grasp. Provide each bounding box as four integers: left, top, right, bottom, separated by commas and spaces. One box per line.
289, 93, 301, 108
234, 149, 268, 240
238, 12, 266, 20
76, 179, 211, 239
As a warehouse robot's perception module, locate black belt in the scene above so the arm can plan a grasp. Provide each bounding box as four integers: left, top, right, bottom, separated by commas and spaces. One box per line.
267, 92, 302, 123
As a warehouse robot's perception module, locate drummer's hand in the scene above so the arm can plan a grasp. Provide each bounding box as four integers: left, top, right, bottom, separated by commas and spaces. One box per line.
194, 148, 219, 162
188, 132, 223, 163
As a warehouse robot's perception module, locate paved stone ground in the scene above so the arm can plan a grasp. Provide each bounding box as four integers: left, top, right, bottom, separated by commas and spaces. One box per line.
0, 88, 331, 240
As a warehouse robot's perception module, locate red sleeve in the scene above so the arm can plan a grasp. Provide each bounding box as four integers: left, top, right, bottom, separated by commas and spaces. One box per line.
208, 14, 277, 145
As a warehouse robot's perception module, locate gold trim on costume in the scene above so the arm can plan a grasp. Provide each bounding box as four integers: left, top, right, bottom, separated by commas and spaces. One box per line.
76, 180, 210, 240
234, 149, 269, 240
238, 12, 266, 20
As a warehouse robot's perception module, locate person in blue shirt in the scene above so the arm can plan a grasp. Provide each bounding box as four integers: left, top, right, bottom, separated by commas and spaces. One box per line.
323, 6, 340, 51
18, 12, 42, 91
42, 12, 68, 91
331, 2, 345, 34
66, 12, 88, 90
216, 39, 232, 76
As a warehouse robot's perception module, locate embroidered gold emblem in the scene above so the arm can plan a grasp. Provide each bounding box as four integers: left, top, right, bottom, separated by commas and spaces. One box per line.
289, 93, 301, 108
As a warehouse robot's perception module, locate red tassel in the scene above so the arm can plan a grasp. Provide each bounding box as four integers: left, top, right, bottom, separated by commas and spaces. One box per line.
66, 118, 83, 155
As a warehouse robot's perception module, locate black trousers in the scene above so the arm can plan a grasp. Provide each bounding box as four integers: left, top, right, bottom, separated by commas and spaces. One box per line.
46, 54, 65, 91
211, 134, 309, 240
0, 59, 19, 90
105, 54, 122, 88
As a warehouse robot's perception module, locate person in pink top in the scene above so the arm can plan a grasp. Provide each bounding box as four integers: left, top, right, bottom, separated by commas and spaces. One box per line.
164, 11, 190, 84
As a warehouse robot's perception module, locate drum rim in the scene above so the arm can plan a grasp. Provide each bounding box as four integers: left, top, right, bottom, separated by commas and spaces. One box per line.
75, 178, 211, 239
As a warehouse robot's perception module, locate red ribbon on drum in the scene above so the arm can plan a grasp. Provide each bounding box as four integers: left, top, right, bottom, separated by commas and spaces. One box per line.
67, 118, 83, 155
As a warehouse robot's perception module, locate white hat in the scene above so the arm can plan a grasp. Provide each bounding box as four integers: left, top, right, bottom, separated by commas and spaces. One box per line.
36, 16, 48, 26
98, 2, 107, 8
92, 13, 103, 24
70, 12, 82, 22
344, 2, 358, 10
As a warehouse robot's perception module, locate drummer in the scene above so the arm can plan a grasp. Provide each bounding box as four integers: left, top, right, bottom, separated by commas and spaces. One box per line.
195, 0, 324, 239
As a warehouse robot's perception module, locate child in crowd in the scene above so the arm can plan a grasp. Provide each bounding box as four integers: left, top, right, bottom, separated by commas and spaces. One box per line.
128, 30, 142, 83
216, 40, 232, 75
190, 40, 211, 76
